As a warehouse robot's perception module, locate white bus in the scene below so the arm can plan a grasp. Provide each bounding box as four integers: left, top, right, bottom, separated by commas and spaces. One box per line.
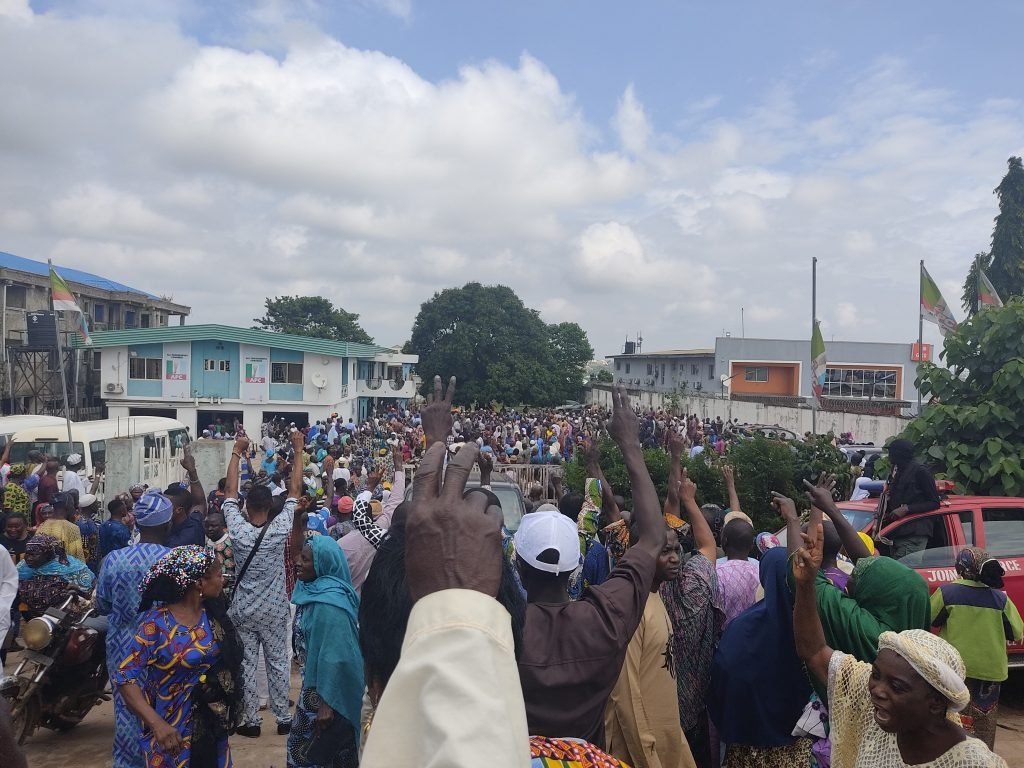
8, 416, 191, 493
0, 416, 71, 453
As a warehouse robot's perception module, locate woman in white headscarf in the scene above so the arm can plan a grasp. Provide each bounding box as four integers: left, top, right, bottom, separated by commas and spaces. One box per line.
793, 506, 1007, 768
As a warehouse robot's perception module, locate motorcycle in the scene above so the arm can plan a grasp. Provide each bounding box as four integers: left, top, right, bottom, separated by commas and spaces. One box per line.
0, 591, 110, 744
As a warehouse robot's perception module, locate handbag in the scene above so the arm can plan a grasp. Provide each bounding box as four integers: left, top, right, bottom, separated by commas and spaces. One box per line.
303, 712, 357, 765
227, 522, 271, 606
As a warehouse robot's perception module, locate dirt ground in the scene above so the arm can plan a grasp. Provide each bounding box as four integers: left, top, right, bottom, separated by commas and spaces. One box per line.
9, 659, 1024, 766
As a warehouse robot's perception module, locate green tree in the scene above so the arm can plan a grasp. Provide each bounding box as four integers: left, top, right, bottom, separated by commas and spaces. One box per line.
547, 321, 594, 402
562, 434, 850, 533
903, 300, 1024, 496
963, 157, 1024, 312
253, 296, 373, 344
591, 368, 614, 383
960, 252, 993, 316
404, 283, 595, 405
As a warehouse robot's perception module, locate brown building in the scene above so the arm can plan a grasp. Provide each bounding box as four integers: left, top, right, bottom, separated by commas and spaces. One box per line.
0, 251, 191, 416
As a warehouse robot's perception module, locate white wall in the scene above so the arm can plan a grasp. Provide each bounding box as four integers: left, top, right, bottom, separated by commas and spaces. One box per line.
585, 387, 908, 446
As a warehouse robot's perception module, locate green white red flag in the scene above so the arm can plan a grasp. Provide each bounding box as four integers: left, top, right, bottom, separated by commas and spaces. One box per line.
810, 320, 826, 404
920, 264, 958, 336
978, 268, 1003, 309
48, 264, 91, 344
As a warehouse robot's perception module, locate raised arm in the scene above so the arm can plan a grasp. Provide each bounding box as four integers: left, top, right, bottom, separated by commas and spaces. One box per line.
291, 496, 312, 554
226, 437, 249, 500
180, 446, 206, 513
793, 503, 833, 685
681, 470, 717, 561
722, 464, 741, 513
664, 432, 684, 519
803, 478, 870, 563
772, 492, 803, 556
288, 431, 305, 499
607, 387, 661, 557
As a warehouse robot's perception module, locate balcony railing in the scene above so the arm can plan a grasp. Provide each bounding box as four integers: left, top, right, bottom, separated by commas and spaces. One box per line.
389, 378, 405, 391
365, 377, 382, 390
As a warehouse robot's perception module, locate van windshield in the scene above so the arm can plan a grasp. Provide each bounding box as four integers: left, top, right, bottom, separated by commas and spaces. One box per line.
9, 441, 86, 465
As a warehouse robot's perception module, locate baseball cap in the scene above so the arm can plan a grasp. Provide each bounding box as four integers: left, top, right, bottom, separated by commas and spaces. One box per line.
514, 509, 581, 574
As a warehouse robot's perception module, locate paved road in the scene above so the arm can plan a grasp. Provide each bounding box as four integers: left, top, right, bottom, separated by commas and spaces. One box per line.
11, 663, 1024, 765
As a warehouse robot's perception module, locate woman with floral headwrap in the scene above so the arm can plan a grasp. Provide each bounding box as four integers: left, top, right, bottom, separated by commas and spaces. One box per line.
15, 533, 93, 618
930, 546, 1023, 749
794, 508, 1007, 768
113, 546, 243, 768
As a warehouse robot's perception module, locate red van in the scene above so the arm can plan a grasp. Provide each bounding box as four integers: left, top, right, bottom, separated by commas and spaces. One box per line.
834, 493, 1024, 666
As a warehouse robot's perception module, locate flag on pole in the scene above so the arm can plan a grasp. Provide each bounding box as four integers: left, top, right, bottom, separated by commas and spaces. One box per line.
921, 264, 959, 336
48, 266, 84, 313
810, 320, 826, 404
49, 264, 91, 344
73, 312, 92, 345
978, 268, 1003, 308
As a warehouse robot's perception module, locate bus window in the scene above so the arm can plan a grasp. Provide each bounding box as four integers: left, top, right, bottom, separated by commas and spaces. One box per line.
90, 440, 106, 469
169, 429, 189, 451
144, 435, 157, 459
9, 441, 86, 464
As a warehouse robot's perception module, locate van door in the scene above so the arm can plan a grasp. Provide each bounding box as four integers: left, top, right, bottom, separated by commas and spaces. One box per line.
978, 506, 1024, 659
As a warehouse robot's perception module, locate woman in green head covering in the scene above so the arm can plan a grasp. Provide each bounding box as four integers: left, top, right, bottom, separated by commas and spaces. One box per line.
289, 532, 363, 767
811, 555, 931, 661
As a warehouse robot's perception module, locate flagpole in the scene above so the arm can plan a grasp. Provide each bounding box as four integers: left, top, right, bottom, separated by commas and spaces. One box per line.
811, 256, 817, 435
48, 260, 74, 445
917, 259, 924, 413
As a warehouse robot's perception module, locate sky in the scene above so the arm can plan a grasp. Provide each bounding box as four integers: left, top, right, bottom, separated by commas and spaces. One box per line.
2, 0, 1022, 359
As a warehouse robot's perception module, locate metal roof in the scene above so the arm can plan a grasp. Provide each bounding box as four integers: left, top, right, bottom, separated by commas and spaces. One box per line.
73, 324, 390, 358
607, 348, 714, 358
0, 250, 165, 300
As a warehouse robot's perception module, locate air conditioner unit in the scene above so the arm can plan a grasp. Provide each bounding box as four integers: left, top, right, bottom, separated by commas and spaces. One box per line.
105, 383, 117, 392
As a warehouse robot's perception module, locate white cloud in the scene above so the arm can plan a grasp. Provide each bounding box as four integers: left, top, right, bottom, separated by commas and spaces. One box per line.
0, 6, 1020, 360
614, 84, 650, 155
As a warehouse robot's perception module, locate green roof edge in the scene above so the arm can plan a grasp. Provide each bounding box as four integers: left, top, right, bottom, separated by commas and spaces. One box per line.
72, 324, 394, 359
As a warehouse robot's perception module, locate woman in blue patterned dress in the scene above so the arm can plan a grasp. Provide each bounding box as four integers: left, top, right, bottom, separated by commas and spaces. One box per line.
114, 546, 243, 768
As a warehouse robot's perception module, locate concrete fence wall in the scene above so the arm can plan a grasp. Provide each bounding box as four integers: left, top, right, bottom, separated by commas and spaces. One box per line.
584, 387, 908, 446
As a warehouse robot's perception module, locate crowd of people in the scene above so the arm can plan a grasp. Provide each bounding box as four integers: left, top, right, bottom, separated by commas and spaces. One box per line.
0, 378, 1020, 768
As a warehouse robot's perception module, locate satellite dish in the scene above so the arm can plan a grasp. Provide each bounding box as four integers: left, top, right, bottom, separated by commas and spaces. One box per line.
311, 372, 328, 389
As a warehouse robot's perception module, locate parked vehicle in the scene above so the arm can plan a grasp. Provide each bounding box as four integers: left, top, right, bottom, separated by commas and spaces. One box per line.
404, 473, 528, 532
0, 415, 70, 453
0, 592, 110, 743
781, 488, 1024, 666
7, 416, 191, 497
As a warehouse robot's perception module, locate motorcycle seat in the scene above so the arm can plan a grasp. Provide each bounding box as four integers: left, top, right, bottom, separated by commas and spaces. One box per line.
81, 616, 108, 635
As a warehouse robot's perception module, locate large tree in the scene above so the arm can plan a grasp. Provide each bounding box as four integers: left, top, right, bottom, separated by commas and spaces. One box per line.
253, 296, 373, 344
962, 157, 1024, 314
404, 282, 594, 405
903, 300, 1024, 496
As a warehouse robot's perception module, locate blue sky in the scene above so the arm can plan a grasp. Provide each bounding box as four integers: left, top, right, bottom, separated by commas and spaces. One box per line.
2, 0, 1023, 356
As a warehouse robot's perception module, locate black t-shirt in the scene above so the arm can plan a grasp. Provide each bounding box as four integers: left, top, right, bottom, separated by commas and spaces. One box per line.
518, 546, 656, 748
0, 533, 28, 564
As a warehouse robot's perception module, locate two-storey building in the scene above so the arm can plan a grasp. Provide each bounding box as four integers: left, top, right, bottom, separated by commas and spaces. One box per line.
76, 324, 418, 433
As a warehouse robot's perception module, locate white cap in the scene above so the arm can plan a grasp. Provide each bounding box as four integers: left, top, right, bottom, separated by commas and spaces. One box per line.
66, 453, 83, 465
514, 510, 581, 574
79, 493, 97, 507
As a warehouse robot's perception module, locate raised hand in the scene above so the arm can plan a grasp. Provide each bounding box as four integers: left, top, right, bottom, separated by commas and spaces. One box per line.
179, 444, 196, 473
794, 502, 824, 585
802, 478, 836, 512
406, 442, 503, 602
680, 468, 697, 504
668, 430, 686, 458
421, 375, 456, 445
606, 387, 640, 449
771, 491, 799, 522
722, 464, 736, 487
233, 436, 250, 456
291, 430, 305, 451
